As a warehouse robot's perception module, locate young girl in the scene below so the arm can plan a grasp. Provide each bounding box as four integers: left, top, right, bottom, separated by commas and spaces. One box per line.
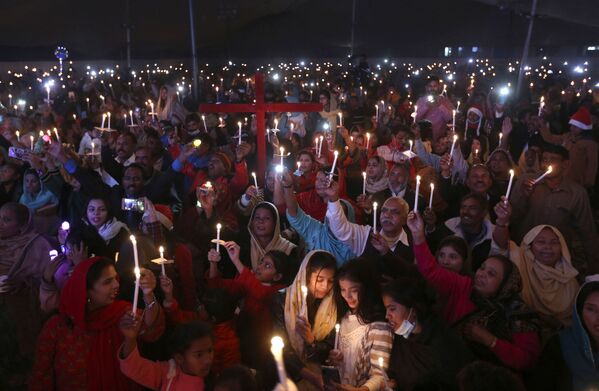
436, 235, 470, 275
207, 242, 293, 367
328, 258, 393, 391
120, 319, 214, 391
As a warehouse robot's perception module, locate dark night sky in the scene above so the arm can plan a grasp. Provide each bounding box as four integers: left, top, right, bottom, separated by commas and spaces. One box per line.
1, 0, 598, 61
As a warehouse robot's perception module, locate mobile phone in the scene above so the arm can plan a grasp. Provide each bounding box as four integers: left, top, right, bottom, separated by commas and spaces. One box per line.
322, 366, 341, 384
121, 198, 145, 213
8, 147, 27, 160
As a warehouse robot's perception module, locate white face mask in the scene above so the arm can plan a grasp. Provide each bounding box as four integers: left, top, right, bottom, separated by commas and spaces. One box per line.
394, 308, 416, 339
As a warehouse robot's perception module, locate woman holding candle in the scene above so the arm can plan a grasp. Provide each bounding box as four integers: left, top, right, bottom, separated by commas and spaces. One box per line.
406, 211, 541, 372
382, 277, 473, 391
30, 257, 165, 391
486, 149, 517, 200
271, 250, 338, 390
465, 135, 489, 166
328, 258, 393, 391
155, 85, 187, 125
78, 197, 130, 259
293, 150, 318, 194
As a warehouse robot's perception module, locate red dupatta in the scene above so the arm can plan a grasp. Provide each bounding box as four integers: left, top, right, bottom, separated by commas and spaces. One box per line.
59, 257, 136, 391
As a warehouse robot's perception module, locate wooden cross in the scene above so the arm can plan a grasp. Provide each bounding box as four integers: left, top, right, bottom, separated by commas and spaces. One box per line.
199, 73, 323, 183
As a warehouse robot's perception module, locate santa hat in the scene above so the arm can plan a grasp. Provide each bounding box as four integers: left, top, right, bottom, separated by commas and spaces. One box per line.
569, 107, 592, 130
153, 204, 174, 231
212, 151, 234, 174
465, 105, 484, 138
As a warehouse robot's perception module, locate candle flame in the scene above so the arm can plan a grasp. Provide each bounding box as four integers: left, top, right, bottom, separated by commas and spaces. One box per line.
335, 324, 340, 332
373, 202, 378, 209
271, 336, 284, 350
129, 235, 136, 243
216, 223, 222, 230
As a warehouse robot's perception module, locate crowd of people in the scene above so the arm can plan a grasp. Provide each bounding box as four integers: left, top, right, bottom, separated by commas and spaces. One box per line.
0, 56, 599, 391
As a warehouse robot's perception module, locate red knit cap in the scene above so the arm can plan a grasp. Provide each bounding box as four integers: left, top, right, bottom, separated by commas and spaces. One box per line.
213, 151, 234, 174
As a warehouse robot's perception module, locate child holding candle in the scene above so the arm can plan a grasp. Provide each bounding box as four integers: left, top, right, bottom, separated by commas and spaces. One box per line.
206, 241, 292, 367
270, 251, 338, 390
119, 320, 214, 390
328, 259, 393, 391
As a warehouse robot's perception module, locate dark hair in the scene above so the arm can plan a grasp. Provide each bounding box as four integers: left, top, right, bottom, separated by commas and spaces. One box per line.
264, 250, 294, 286
306, 251, 337, 279
251, 203, 277, 226
460, 192, 489, 212
215, 365, 258, 391
84, 197, 114, 221
124, 163, 145, 177
319, 90, 331, 100
144, 128, 161, 142
576, 281, 599, 331
427, 75, 440, 84
487, 254, 514, 291
438, 235, 469, 269
458, 361, 526, 391
169, 320, 213, 356
542, 143, 569, 160
23, 168, 41, 183
186, 113, 201, 124
335, 258, 386, 323
86, 258, 115, 290
466, 163, 491, 181
118, 131, 137, 145
65, 228, 85, 248
381, 277, 435, 321
202, 288, 237, 324
298, 150, 315, 163
1, 202, 30, 227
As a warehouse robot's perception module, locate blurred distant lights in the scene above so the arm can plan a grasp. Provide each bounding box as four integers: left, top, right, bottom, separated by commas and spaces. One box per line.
272, 73, 280, 81
499, 86, 510, 96
574, 66, 584, 73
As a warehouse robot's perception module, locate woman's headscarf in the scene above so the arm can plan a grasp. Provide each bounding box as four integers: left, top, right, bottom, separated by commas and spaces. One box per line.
284, 250, 337, 359
511, 225, 579, 326
0, 204, 43, 282
248, 202, 296, 270
366, 156, 389, 194
460, 260, 537, 342
59, 257, 132, 391
19, 170, 58, 211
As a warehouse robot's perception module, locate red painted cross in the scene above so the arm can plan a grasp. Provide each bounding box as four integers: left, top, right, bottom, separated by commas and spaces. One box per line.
199, 73, 323, 183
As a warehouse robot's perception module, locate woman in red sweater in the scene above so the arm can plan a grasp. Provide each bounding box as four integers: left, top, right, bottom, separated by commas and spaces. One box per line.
406, 211, 540, 372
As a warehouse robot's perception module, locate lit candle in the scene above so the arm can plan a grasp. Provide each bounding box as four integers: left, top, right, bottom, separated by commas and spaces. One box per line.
219, 116, 224, 127
505, 169, 515, 203
499, 132, 503, 145
449, 134, 458, 159
46, 85, 50, 106
130, 235, 141, 315
429, 183, 434, 209
8, 94, 12, 106
216, 223, 222, 252
366, 132, 371, 150
338, 112, 343, 128
318, 135, 324, 158
362, 172, 367, 195
414, 175, 421, 212
329, 150, 339, 180
378, 357, 389, 390
413, 105, 418, 124
15, 130, 20, 142
314, 137, 319, 153
452, 109, 456, 131
271, 336, 288, 391
279, 147, 285, 167
202, 115, 207, 132
375, 104, 379, 119
86, 97, 90, 111
149, 101, 154, 117
53, 128, 60, 142
409, 139, 413, 152
237, 121, 243, 145
533, 165, 552, 184
274, 118, 279, 130
30, 135, 34, 151
159, 246, 166, 276
334, 324, 340, 350
538, 96, 545, 116
91, 142, 95, 155
252, 172, 259, 189
300, 285, 308, 316
456, 100, 461, 112
129, 110, 134, 126
107, 112, 111, 129
373, 202, 378, 233
101, 113, 106, 129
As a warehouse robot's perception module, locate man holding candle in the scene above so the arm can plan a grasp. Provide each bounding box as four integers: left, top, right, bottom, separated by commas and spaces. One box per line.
371, 162, 425, 213
510, 144, 599, 272
325, 180, 415, 279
